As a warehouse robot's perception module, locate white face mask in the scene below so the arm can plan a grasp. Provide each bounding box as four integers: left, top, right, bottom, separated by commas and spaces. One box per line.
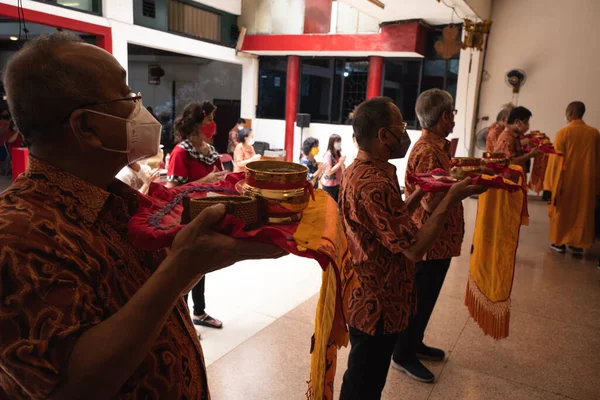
248, 138, 256, 146
334, 142, 342, 151
82, 100, 162, 164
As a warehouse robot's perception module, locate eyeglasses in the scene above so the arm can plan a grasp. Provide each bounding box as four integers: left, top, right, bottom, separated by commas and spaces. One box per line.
62, 92, 143, 123
387, 122, 408, 135
447, 109, 458, 116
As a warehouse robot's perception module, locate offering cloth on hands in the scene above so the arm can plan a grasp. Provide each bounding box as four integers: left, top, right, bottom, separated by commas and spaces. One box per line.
128, 173, 349, 400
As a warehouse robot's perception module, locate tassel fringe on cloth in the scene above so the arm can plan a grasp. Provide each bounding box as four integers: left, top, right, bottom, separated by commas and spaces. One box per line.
466, 167, 528, 340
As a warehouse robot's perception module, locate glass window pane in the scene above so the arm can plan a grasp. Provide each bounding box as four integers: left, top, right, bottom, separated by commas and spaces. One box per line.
331, 59, 344, 123
383, 59, 421, 128
445, 59, 459, 99
341, 60, 368, 123
299, 58, 332, 123
57, 0, 100, 13
421, 59, 446, 92
257, 57, 288, 119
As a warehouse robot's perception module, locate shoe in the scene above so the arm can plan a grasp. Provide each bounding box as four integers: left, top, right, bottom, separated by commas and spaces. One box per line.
568, 246, 583, 254
416, 343, 445, 361
193, 313, 223, 329
391, 357, 435, 383
550, 244, 566, 253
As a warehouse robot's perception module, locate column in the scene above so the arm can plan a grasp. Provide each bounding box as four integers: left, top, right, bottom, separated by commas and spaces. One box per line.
366, 56, 384, 99
285, 55, 300, 162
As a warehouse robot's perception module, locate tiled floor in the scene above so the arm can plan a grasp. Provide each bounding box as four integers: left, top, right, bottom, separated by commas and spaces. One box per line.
202, 197, 600, 400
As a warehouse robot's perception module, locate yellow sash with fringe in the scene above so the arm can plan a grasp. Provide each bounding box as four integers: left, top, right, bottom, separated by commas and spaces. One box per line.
293, 190, 349, 400
465, 166, 528, 339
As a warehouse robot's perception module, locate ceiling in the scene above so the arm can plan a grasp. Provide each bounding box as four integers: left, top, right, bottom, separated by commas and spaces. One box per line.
338, 0, 481, 25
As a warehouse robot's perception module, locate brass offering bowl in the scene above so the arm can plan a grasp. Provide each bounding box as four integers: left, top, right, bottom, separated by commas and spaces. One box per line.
481, 152, 509, 168
243, 161, 311, 224
450, 157, 481, 179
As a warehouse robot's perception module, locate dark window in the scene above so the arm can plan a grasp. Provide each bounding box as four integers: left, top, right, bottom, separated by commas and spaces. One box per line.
299, 58, 333, 123
257, 57, 288, 119
257, 26, 459, 125
383, 59, 422, 128
143, 0, 156, 18
34, 0, 102, 14
297, 57, 368, 124
340, 60, 369, 123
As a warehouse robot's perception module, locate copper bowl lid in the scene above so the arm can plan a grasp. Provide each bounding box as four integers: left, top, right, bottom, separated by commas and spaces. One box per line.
451, 157, 481, 167
245, 161, 308, 188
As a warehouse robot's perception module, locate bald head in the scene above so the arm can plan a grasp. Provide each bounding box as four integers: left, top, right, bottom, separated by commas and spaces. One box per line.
566, 101, 585, 121
3, 32, 121, 146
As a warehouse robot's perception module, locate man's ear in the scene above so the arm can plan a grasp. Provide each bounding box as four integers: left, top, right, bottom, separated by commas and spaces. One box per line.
69, 109, 102, 148
377, 127, 388, 142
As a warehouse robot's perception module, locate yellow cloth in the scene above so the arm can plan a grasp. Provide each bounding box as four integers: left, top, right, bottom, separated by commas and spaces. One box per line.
543, 153, 562, 192
294, 190, 349, 400
548, 120, 600, 248
466, 167, 527, 340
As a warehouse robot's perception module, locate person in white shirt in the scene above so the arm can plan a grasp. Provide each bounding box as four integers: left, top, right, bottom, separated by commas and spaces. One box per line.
116, 161, 160, 195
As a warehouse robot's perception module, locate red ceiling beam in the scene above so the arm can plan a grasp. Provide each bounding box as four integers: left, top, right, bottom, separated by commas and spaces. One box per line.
242, 22, 427, 55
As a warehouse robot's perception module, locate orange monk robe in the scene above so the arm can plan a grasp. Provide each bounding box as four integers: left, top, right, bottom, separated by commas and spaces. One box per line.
548, 120, 600, 248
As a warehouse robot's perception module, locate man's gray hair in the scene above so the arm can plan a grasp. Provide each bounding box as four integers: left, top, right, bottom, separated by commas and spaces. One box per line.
3, 32, 104, 146
415, 88, 454, 129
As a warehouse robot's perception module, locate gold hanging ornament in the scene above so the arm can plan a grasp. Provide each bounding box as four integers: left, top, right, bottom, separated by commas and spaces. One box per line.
462, 19, 492, 51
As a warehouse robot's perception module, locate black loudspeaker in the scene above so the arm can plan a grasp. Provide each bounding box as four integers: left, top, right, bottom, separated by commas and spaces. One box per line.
296, 113, 311, 128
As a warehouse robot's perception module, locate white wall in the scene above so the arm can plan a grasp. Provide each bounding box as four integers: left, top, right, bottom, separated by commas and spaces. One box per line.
128, 56, 242, 116
464, 0, 492, 19
239, 0, 305, 34
477, 0, 600, 140
253, 118, 420, 187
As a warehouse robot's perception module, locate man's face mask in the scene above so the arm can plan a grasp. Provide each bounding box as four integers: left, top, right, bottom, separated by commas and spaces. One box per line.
382, 123, 411, 159
77, 94, 162, 165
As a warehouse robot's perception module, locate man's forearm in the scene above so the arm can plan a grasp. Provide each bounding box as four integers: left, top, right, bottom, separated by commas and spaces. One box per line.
403, 195, 451, 261
405, 188, 426, 214
512, 154, 532, 165
50, 255, 192, 400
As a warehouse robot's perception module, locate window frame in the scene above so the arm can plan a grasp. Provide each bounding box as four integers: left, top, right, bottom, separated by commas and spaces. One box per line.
31, 0, 102, 16
297, 56, 370, 125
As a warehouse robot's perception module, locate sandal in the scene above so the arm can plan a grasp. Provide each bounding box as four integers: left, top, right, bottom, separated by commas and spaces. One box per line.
193, 314, 223, 329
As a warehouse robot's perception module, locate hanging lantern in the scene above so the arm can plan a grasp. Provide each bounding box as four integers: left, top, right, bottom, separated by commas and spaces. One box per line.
463, 19, 492, 51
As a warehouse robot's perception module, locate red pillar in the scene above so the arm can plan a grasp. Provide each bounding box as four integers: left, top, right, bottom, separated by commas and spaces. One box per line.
285, 56, 300, 162
366, 56, 384, 99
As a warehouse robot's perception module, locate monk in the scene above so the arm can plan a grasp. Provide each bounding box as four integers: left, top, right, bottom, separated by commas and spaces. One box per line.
493, 106, 541, 167
548, 101, 600, 253
486, 103, 513, 152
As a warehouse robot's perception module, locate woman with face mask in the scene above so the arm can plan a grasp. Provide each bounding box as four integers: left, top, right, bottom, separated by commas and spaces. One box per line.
233, 128, 261, 172
166, 100, 228, 331
321, 134, 346, 202
300, 137, 324, 189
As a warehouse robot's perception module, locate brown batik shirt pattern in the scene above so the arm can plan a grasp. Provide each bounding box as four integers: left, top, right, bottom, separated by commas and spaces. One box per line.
339, 150, 417, 336
0, 157, 209, 400
405, 130, 465, 260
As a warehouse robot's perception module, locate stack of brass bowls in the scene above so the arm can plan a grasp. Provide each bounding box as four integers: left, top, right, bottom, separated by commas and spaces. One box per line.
450, 157, 481, 179
243, 161, 311, 224
481, 152, 509, 168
